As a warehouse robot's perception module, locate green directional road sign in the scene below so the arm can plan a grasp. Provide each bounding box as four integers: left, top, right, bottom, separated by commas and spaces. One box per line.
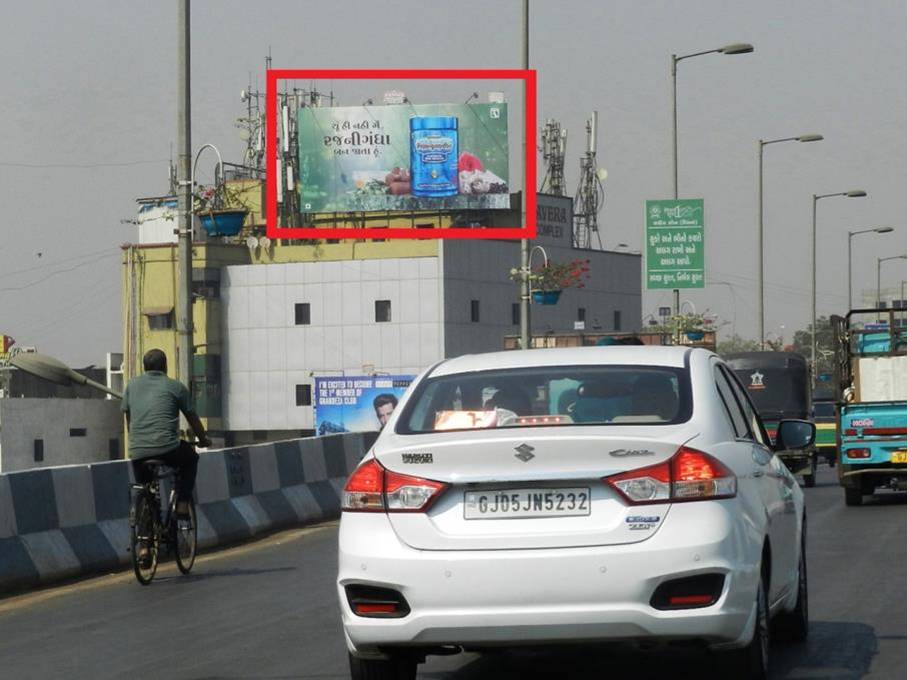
645, 199, 705, 289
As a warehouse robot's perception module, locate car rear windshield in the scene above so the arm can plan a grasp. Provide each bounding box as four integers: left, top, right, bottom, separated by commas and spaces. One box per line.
813, 402, 835, 417
730, 367, 809, 418
396, 364, 692, 434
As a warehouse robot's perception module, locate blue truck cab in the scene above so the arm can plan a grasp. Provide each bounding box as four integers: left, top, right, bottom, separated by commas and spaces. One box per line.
832, 311, 907, 505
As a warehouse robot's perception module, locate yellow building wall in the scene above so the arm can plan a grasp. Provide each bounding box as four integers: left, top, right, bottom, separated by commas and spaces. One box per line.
121, 238, 439, 433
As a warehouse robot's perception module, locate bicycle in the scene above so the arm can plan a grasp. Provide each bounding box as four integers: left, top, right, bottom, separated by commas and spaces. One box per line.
129, 456, 198, 585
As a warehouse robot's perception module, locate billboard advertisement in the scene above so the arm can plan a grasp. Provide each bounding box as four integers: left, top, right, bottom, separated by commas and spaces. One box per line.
314, 375, 415, 435
297, 102, 510, 212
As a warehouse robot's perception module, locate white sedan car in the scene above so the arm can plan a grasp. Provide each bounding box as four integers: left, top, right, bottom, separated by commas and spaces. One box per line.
337, 347, 813, 680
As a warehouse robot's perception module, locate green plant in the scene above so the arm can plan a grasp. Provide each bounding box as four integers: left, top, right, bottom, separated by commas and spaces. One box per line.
509, 259, 591, 292
193, 183, 252, 214
648, 313, 713, 336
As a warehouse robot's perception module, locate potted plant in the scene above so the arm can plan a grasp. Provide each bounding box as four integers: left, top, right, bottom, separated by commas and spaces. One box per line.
667, 313, 710, 341
194, 183, 250, 237
510, 259, 590, 305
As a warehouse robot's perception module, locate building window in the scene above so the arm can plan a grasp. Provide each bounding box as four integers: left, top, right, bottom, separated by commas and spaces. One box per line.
295, 302, 311, 325
147, 311, 174, 330
108, 438, 120, 461
70, 428, 87, 437
33, 439, 44, 463
192, 267, 221, 299
613, 310, 622, 331
470, 299, 480, 323
578, 307, 586, 322
512, 303, 520, 326
296, 384, 312, 406
375, 300, 392, 323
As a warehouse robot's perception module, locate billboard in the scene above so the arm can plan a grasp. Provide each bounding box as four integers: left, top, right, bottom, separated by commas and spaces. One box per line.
314, 375, 415, 435
297, 102, 510, 212
645, 199, 705, 289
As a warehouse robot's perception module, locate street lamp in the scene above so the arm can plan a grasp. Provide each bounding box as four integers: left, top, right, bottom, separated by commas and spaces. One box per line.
670, 42, 753, 330
757, 134, 823, 347
849, 227, 893, 308
812, 190, 867, 370
877, 254, 907, 309
671, 42, 754, 199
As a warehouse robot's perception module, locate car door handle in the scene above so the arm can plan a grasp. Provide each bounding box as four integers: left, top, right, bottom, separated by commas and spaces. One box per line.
753, 469, 765, 478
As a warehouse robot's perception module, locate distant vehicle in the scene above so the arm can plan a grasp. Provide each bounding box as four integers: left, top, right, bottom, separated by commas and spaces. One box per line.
338, 346, 813, 680
724, 352, 818, 487
812, 398, 837, 466
831, 310, 907, 505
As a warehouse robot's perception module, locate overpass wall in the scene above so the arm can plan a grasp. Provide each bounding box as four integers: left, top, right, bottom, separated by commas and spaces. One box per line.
0, 431, 374, 594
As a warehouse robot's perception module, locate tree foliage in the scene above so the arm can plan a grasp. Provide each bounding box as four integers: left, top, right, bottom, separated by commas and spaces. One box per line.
716, 334, 761, 355
790, 316, 834, 375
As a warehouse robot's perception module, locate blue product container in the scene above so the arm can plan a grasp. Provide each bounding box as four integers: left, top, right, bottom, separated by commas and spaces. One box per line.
410, 116, 458, 197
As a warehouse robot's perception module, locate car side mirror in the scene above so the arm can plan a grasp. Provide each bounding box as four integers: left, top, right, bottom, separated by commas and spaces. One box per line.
775, 419, 815, 451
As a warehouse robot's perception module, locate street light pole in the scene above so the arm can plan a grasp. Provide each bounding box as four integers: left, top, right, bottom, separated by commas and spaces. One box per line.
757, 134, 822, 348
848, 227, 893, 309
812, 190, 867, 372
519, 0, 530, 350
877, 255, 907, 309
670, 43, 752, 336
176, 0, 193, 386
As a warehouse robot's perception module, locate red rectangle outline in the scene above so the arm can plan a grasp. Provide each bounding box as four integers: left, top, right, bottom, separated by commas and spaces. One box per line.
266, 69, 536, 240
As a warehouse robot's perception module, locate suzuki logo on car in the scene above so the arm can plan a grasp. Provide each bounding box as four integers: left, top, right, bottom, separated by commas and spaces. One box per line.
514, 443, 536, 462
610, 448, 656, 457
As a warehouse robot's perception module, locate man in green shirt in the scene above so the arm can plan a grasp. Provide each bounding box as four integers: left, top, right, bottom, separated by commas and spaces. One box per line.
122, 349, 211, 515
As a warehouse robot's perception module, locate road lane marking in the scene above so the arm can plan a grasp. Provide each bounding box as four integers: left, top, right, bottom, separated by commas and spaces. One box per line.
0, 521, 337, 615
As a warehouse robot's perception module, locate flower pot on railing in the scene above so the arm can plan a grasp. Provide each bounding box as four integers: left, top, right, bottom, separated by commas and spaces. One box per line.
532, 290, 562, 305
198, 209, 248, 237
685, 331, 705, 341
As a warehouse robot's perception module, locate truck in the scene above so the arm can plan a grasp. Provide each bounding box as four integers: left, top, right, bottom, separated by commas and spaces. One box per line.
831, 309, 907, 505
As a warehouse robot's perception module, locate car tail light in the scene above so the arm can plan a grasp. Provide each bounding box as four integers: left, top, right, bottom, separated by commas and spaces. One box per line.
606, 446, 737, 505
345, 585, 410, 618
650, 573, 726, 610
845, 448, 871, 459
342, 458, 447, 512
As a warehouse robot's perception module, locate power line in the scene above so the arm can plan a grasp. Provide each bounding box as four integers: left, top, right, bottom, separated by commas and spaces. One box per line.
0, 253, 119, 292
0, 247, 118, 281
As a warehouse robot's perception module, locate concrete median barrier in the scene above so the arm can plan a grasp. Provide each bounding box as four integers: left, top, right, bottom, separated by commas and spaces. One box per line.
0, 432, 375, 595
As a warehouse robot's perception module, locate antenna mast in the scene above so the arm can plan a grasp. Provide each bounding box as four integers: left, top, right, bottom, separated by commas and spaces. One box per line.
573, 110, 605, 249
540, 119, 567, 196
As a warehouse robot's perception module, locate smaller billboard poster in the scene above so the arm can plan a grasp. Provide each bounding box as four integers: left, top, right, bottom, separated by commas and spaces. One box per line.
314, 375, 415, 435
297, 102, 510, 212
645, 199, 705, 289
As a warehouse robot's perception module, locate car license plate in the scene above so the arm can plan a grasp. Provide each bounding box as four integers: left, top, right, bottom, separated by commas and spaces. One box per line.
891, 451, 907, 464
463, 488, 591, 519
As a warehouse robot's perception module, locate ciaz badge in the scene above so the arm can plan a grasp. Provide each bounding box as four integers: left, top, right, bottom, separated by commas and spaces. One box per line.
626, 515, 660, 531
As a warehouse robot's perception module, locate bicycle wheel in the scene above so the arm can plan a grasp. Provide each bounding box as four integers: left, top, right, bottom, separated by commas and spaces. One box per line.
131, 492, 159, 585
174, 501, 198, 574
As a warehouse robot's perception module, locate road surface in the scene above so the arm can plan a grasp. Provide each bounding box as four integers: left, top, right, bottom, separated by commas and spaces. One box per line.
0, 465, 903, 679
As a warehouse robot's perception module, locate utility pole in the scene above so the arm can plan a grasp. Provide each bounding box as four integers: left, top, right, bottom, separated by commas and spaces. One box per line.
519, 0, 531, 350
176, 0, 193, 387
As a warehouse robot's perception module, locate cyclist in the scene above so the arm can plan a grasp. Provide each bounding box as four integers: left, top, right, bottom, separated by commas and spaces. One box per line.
122, 349, 211, 526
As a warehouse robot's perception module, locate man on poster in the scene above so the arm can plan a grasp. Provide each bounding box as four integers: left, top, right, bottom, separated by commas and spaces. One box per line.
373, 393, 398, 429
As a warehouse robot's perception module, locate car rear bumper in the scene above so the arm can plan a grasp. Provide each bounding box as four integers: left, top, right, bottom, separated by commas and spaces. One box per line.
338, 502, 761, 656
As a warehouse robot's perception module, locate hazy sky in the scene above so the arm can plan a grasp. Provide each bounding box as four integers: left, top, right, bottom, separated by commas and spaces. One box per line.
2, 0, 906, 364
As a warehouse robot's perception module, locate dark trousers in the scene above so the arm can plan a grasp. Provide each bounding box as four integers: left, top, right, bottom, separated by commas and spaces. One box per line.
132, 441, 199, 502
